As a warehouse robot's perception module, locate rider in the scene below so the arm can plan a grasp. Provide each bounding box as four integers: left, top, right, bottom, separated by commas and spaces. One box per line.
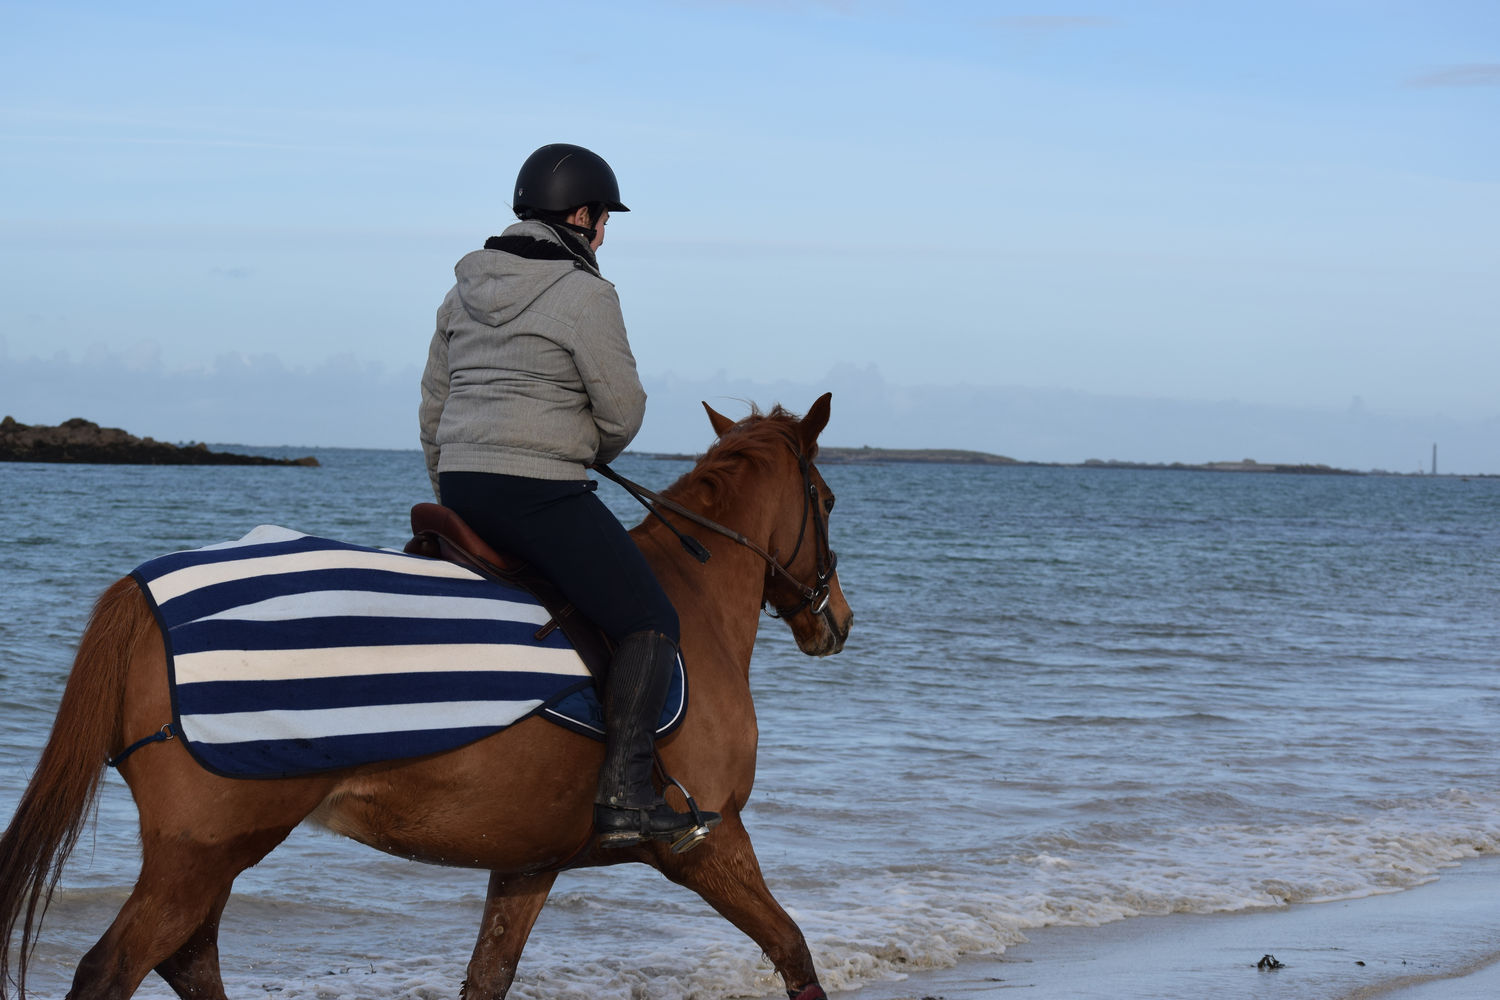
418, 143, 718, 850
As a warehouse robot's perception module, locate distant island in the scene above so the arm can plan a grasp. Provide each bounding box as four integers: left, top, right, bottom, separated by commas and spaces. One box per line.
0, 417, 319, 467
641, 446, 1368, 476
821, 448, 1361, 474
1072, 457, 1360, 475
2, 419, 1469, 477
818, 446, 1020, 466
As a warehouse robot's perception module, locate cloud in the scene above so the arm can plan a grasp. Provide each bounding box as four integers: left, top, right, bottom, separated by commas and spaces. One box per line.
1407, 64, 1500, 88
0, 349, 419, 449
4, 352, 1498, 473
642, 365, 1500, 475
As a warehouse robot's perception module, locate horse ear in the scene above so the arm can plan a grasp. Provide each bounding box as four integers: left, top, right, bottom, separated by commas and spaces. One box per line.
799, 392, 832, 446
702, 401, 736, 438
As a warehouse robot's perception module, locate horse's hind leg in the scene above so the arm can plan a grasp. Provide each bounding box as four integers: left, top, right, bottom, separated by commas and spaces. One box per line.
152, 885, 232, 1000
461, 870, 559, 1000
70, 822, 296, 1000
658, 817, 825, 999
71, 747, 326, 1000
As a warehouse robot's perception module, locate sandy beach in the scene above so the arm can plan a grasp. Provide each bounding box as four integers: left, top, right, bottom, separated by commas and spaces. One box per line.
838, 855, 1500, 1000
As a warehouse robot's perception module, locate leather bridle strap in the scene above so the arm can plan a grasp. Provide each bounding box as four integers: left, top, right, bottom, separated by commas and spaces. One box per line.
763, 451, 837, 619
593, 459, 835, 614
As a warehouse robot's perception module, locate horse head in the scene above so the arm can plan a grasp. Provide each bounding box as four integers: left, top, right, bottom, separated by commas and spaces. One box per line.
701, 392, 853, 657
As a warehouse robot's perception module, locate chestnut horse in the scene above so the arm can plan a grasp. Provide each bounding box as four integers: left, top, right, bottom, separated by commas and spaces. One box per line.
0, 394, 852, 1000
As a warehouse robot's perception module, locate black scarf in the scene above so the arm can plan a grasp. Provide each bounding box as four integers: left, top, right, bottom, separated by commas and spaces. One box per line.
483, 223, 600, 276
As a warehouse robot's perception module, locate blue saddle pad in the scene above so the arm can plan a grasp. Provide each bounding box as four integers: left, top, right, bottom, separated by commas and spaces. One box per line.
131, 525, 684, 778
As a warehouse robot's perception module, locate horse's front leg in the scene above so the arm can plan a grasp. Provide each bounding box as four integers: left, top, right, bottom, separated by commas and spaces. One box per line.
658, 816, 824, 1000
461, 869, 559, 1000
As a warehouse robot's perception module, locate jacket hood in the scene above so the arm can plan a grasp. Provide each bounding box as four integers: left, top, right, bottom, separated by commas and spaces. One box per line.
454, 221, 593, 327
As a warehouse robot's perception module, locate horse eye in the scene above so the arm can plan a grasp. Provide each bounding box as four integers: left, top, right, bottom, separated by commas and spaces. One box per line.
824, 495, 836, 514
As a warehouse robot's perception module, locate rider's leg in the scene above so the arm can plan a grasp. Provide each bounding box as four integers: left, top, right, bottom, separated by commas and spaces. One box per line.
591, 629, 718, 848
438, 472, 719, 848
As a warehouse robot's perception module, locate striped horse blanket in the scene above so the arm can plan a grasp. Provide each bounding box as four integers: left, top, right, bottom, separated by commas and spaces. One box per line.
131, 525, 684, 778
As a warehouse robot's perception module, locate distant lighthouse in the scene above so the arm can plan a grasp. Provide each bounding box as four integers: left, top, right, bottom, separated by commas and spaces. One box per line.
1432, 444, 1438, 476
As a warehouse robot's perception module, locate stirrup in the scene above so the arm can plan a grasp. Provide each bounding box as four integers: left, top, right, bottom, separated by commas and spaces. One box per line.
670, 815, 716, 855
595, 777, 720, 853
663, 774, 719, 854
594, 801, 721, 853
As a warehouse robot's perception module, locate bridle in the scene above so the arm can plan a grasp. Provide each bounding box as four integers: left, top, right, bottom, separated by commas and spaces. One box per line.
761, 449, 838, 619
594, 444, 839, 622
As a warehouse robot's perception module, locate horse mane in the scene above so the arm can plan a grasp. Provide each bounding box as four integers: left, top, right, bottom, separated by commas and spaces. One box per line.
662, 404, 814, 516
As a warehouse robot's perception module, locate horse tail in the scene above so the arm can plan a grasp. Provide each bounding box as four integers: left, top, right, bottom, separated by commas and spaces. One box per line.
0, 576, 154, 1000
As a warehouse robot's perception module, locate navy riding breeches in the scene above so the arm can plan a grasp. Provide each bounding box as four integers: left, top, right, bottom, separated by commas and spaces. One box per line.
438, 471, 680, 645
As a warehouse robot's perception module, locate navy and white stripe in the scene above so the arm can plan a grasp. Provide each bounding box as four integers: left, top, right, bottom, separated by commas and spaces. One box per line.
132, 525, 594, 778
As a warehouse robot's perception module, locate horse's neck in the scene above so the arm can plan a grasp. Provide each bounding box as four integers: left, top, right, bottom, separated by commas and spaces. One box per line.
642, 482, 777, 603
637, 477, 782, 669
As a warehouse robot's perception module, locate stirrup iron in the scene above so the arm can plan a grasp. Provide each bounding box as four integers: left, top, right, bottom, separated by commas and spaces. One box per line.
664, 774, 715, 854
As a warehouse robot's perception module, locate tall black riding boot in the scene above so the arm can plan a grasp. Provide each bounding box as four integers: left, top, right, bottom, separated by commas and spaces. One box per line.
594, 631, 720, 851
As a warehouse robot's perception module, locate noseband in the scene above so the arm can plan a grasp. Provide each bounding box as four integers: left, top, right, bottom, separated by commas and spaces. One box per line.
594, 446, 838, 622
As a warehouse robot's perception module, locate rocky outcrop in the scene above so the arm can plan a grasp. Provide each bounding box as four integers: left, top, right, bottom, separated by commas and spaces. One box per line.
0, 417, 319, 466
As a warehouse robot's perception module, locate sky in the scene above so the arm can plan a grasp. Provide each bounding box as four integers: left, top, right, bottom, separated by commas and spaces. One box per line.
2, 1, 1497, 472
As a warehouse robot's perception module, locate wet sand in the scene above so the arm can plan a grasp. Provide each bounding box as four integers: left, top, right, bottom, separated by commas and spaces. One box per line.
838, 855, 1500, 1000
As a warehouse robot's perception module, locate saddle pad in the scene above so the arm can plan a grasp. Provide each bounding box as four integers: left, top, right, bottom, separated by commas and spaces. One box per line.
130, 525, 684, 778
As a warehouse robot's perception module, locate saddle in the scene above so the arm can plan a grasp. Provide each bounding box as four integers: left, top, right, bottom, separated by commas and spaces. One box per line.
402, 503, 614, 679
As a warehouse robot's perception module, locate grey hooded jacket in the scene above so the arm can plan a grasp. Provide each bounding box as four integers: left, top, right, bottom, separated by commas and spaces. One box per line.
418, 221, 647, 496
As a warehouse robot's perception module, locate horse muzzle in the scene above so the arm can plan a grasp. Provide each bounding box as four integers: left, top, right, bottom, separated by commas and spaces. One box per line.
799, 594, 852, 657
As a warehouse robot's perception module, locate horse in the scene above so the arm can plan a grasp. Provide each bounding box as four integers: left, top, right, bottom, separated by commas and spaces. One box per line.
0, 393, 853, 1000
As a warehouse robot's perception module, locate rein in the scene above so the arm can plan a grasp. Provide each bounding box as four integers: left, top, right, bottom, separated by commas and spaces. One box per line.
594, 451, 837, 618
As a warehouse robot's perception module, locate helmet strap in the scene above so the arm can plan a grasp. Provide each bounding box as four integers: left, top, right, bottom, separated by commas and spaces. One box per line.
554, 219, 598, 244
536, 221, 601, 277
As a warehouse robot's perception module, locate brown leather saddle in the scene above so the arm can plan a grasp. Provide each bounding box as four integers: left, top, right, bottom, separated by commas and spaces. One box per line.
402, 502, 613, 678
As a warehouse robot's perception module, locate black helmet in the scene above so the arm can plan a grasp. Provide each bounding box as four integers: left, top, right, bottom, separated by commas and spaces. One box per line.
513, 143, 629, 216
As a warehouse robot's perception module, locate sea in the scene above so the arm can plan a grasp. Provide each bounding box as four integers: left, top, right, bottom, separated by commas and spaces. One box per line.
2, 450, 1498, 999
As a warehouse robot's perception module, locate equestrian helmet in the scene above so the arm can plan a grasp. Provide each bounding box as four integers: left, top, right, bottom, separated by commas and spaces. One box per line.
513, 143, 630, 215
